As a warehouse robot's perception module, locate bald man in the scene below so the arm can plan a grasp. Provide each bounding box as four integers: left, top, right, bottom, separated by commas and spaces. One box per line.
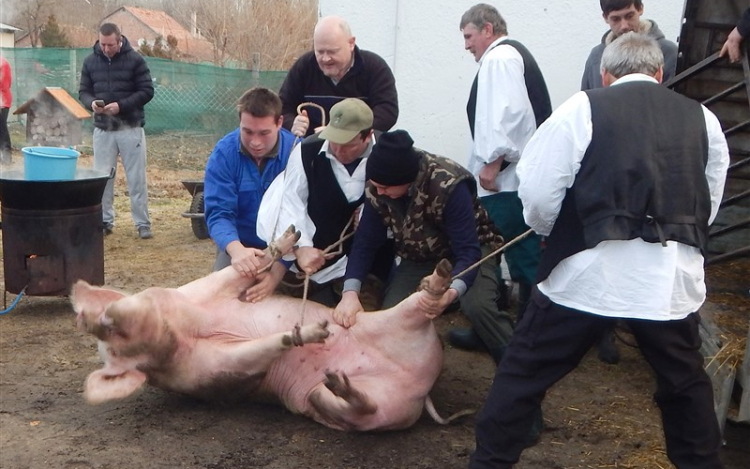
279, 16, 398, 137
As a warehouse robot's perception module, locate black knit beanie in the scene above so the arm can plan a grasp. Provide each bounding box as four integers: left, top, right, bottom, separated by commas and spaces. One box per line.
366, 130, 420, 186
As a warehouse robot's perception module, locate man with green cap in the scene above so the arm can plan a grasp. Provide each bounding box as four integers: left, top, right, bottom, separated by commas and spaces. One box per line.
332, 129, 515, 365
256, 98, 393, 307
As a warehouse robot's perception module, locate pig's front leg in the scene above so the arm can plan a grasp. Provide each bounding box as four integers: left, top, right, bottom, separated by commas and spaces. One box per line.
198, 321, 330, 379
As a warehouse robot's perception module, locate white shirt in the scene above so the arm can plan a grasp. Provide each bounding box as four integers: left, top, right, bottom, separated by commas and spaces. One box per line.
469, 36, 538, 197
257, 138, 373, 283
517, 74, 730, 320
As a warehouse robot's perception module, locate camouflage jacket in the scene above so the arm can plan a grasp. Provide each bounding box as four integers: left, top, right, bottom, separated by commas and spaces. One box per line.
365, 150, 503, 262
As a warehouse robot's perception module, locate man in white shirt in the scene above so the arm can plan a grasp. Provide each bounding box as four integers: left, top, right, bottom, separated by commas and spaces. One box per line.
257, 98, 392, 307
469, 32, 729, 469
455, 4, 552, 352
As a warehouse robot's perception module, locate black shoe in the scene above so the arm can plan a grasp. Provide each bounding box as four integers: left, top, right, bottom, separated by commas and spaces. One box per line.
448, 328, 487, 352
524, 407, 545, 448
102, 223, 114, 236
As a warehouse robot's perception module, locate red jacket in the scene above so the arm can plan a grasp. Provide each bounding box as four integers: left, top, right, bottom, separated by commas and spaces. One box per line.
0, 57, 11, 109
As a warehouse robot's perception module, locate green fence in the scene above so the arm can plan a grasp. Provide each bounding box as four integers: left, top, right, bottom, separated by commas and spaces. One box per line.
1, 47, 287, 136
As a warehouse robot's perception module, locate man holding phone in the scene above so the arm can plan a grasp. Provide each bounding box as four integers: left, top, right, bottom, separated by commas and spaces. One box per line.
80, 22, 155, 239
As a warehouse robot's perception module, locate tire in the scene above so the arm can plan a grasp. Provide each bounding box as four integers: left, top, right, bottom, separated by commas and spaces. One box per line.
190, 191, 210, 240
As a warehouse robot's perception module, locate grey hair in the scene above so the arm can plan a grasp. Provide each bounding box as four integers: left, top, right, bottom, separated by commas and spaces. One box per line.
601, 32, 663, 78
459, 3, 508, 36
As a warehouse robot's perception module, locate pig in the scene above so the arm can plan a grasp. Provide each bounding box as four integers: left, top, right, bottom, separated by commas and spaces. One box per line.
71, 226, 468, 431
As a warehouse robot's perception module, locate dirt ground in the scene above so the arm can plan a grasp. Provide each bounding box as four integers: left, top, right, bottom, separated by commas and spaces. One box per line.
1, 135, 748, 469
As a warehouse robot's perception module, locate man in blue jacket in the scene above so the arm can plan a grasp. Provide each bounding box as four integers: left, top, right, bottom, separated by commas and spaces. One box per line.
79, 23, 154, 239
204, 87, 296, 299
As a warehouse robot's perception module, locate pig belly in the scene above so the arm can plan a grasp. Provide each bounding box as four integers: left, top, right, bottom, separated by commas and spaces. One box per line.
263, 324, 444, 431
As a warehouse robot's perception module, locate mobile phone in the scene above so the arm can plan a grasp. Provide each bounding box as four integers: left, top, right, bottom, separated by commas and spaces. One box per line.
93, 99, 105, 108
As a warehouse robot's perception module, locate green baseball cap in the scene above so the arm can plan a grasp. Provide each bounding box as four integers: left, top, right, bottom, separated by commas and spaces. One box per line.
319, 98, 374, 144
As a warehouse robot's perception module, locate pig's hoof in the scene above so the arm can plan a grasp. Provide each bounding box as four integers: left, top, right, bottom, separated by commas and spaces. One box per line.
291, 321, 330, 347
324, 370, 351, 398
291, 324, 304, 346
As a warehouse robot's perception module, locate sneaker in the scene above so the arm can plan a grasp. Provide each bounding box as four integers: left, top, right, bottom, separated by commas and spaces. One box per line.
103, 223, 114, 236
138, 226, 153, 239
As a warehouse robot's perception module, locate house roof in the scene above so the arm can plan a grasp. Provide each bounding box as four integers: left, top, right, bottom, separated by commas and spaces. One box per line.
14, 87, 91, 120
15, 23, 96, 48
107, 6, 217, 63
0, 23, 22, 32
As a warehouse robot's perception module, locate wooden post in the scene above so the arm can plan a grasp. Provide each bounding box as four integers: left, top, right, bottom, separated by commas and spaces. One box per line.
69, 49, 78, 91
737, 326, 750, 422
252, 52, 260, 86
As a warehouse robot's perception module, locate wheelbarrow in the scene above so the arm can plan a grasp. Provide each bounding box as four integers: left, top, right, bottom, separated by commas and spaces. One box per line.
180, 180, 209, 240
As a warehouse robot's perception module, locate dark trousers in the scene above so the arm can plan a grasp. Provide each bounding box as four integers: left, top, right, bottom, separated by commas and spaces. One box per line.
382, 245, 514, 356
470, 287, 723, 469
0, 107, 11, 162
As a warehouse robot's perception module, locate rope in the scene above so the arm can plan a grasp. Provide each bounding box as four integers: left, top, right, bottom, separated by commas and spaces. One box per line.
296, 102, 327, 128
451, 229, 535, 282
269, 104, 326, 247
295, 212, 358, 324
1, 286, 28, 315
300, 275, 310, 325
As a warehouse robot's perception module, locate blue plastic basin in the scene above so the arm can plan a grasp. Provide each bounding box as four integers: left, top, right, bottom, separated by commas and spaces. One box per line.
22, 146, 80, 181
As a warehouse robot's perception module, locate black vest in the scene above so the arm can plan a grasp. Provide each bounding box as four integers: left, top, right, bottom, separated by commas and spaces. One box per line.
466, 38, 552, 137
537, 81, 711, 282
300, 134, 365, 269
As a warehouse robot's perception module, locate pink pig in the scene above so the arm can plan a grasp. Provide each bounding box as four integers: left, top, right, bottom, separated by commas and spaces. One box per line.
71, 226, 467, 431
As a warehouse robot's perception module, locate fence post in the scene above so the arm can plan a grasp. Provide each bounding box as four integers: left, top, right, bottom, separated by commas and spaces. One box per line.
252, 52, 260, 86
69, 49, 78, 92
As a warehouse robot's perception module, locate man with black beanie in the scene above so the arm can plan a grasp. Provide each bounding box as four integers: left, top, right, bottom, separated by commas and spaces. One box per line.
333, 129, 515, 366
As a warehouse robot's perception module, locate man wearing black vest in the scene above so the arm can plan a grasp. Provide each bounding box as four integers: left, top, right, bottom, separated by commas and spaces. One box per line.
455, 4, 552, 352
259, 98, 392, 307
469, 33, 729, 469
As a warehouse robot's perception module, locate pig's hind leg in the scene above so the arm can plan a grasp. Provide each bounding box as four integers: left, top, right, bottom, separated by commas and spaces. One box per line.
307, 370, 379, 431
323, 370, 377, 414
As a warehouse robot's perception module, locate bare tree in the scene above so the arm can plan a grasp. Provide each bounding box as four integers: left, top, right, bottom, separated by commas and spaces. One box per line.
166, 0, 317, 69
5, 0, 317, 70
16, 0, 54, 47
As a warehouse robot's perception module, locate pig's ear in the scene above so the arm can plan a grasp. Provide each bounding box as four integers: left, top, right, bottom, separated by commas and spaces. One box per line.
83, 368, 147, 405
71, 280, 127, 315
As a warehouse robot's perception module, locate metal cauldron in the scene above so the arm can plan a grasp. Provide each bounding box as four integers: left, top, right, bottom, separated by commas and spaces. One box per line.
0, 168, 112, 296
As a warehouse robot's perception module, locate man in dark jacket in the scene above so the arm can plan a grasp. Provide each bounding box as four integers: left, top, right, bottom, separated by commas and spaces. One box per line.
332, 130, 514, 366
79, 23, 155, 239
580, 1, 677, 90
279, 16, 398, 138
